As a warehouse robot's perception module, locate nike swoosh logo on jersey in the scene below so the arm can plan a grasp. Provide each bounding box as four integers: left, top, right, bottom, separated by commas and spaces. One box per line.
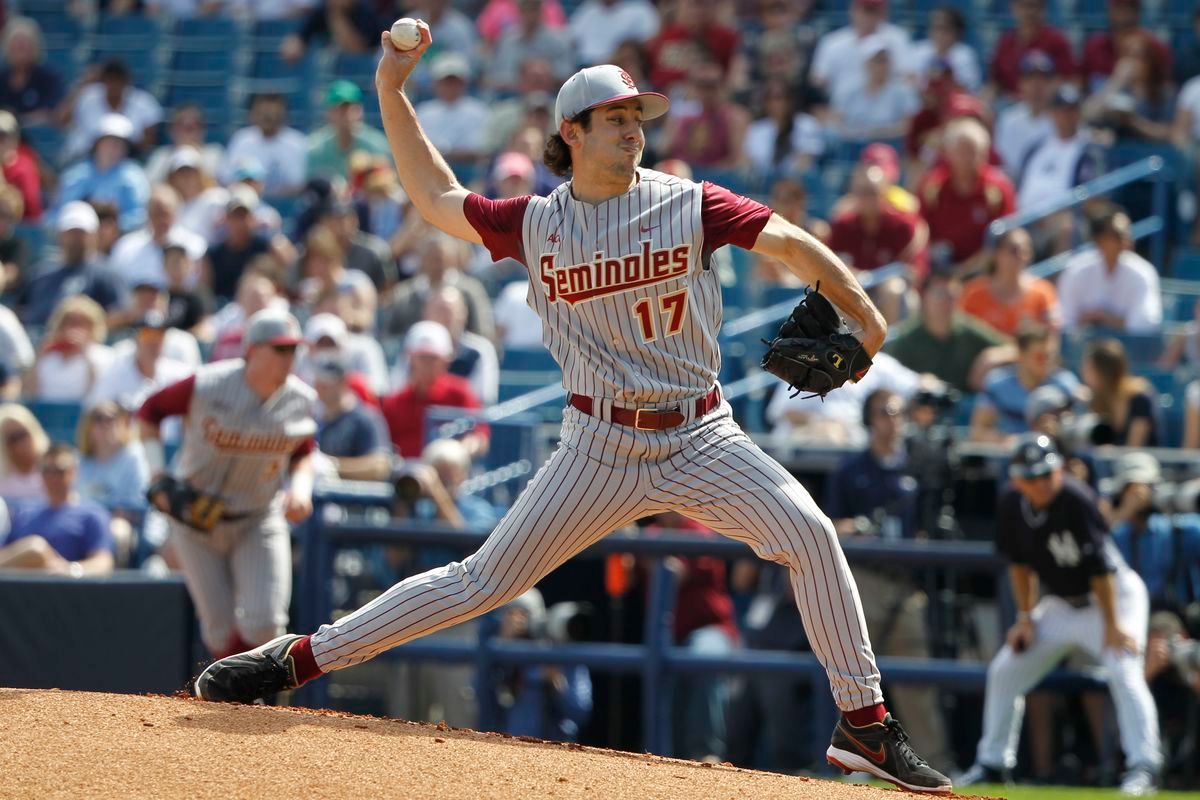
841, 727, 888, 765
639, 225, 655, 233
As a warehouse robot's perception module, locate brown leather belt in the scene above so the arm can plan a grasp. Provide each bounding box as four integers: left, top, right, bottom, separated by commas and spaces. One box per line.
568, 387, 721, 431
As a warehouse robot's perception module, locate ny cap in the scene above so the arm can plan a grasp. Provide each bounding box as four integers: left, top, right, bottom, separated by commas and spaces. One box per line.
1020, 50, 1056, 76
554, 65, 669, 129
58, 201, 100, 234
405, 320, 454, 359
1052, 84, 1082, 108
134, 309, 170, 330
244, 308, 303, 348
1008, 433, 1062, 480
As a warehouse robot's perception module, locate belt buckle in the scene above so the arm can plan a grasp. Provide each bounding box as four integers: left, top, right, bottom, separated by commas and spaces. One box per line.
634, 408, 657, 430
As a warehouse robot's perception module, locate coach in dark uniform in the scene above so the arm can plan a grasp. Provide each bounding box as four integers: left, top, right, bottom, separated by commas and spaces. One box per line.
958, 434, 1161, 796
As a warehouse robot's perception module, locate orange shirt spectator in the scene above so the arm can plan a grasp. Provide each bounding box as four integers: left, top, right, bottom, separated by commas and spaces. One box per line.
959, 227, 1059, 336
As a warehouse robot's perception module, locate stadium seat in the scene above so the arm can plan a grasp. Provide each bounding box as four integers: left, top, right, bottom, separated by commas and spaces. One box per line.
171, 16, 240, 43
27, 400, 83, 445
169, 49, 235, 79
501, 348, 558, 372
1170, 248, 1200, 281
12, 223, 47, 265
21, 124, 64, 166
95, 14, 162, 47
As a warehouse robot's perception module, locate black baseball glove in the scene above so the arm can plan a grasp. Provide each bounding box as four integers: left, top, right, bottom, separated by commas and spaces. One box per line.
146, 475, 226, 533
760, 283, 873, 398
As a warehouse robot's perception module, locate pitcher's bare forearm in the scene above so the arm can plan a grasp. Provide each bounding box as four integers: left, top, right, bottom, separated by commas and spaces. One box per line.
374, 25, 480, 243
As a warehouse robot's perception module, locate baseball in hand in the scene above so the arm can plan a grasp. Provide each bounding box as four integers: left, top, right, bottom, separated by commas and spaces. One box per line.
389, 18, 422, 51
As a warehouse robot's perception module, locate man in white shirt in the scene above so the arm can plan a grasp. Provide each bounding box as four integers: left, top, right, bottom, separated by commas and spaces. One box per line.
1016, 85, 1104, 212
493, 279, 545, 350
221, 94, 309, 195
86, 310, 192, 412
298, 312, 389, 397
63, 59, 163, 162
108, 275, 203, 368
994, 51, 1057, 177
1057, 209, 1162, 334
109, 185, 208, 291
811, 0, 910, 101
414, 53, 490, 162
568, 0, 660, 66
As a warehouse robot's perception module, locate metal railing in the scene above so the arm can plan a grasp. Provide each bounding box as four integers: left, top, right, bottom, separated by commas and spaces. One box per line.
1028, 216, 1164, 280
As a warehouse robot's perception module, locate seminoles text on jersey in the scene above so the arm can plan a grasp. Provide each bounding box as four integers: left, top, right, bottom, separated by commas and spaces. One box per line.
539, 241, 691, 305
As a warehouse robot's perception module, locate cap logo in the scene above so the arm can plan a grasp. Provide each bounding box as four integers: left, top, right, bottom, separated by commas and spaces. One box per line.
618, 69, 637, 90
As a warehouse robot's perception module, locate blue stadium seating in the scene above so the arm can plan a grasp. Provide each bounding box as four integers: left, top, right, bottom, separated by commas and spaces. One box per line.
1171, 249, 1200, 281
21, 124, 64, 166
95, 14, 162, 47
26, 400, 83, 446
171, 16, 240, 43
501, 348, 558, 372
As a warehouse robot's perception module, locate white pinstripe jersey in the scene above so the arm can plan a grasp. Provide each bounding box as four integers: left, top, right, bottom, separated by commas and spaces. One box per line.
174, 360, 317, 514
467, 168, 772, 405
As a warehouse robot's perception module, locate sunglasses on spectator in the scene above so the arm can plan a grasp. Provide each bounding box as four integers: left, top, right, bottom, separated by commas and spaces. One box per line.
4, 429, 30, 445
272, 344, 299, 355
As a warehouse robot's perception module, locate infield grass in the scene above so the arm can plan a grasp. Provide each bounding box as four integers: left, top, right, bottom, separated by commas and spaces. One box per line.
953, 784, 1200, 799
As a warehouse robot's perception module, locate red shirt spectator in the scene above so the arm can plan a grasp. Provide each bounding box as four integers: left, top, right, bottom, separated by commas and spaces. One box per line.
906, 88, 988, 160
1, 135, 43, 222
645, 513, 738, 644
1081, 20, 1171, 89
919, 150, 1014, 267
830, 167, 926, 277
647, 16, 739, 91
990, 0, 1075, 95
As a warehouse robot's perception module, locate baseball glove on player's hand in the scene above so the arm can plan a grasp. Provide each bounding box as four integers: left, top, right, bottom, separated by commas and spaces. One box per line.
760, 282, 873, 398
147, 475, 226, 533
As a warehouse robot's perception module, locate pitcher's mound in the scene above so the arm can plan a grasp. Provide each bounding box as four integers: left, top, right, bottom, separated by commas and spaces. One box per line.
0, 688, 971, 799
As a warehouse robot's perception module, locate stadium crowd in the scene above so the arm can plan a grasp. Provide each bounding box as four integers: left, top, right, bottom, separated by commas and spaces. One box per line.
0, 0, 1198, 791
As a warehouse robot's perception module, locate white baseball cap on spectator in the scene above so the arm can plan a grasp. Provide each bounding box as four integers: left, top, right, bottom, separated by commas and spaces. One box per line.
57, 201, 100, 234
405, 320, 454, 360
554, 65, 669, 128
93, 112, 135, 146
431, 52, 471, 82
305, 312, 349, 348
226, 184, 260, 214
166, 146, 203, 174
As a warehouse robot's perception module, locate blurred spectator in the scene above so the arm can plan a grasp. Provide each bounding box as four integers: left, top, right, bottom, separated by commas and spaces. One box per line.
18, 202, 125, 325
1080, 0, 1171, 92
994, 51, 1057, 177
1143, 610, 1200, 783
904, 61, 989, 181
223, 94, 309, 195
60, 59, 163, 162
1057, 208, 1161, 334
0, 186, 29, 291
316, 198, 396, 292
383, 229, 495, 341
208, 267, 287, 361
988, 0, 1074, 98
415, 54, 490, 162
92, 201, 122, 271
742, 0, 820, 92
829, 37, 918, 141
166, 146, 229, 241
1187, 380, 1200, 450
493, 279, 544, 350
646, 1, 739, 93
306, 81, 390, 182
1015, 85, 1105, 218
1081, 338, 1158, 448
663, 60, 749, 169
401, 0, 480, 95
300, 311, 388, 398
402, 286, 501, 404
1174, 78, 1200, 244
144, 104, 224, 186
162, 240, 211, 336
203, 187, 292, 301
908, 7, 980, 93
885, 269, 1012, 393
753, 176, 829, 286
824, 389, 952, 772
960, 227, 1059, 337
86, 310, 193, 412
281, 0, 382, 62
918, 118, 1015, 275
380, 321, 487, 460
0, 300, 33, 400
28, 296, 115, 403
0, 403, 49, 502
408, 436, 503, 529
828, 166, 926, 322
1025, 384, 1095, 487
75, 401, 149, 513
54, 113, 151, 233
297, 225, 377, 329
1108, 454, 1200, 610
483, 58, 558, 155
220, 0, 322, 21
0, 17, 64, 125
1158, 298, 1200, 371
568, 0, 660, 66
854, 142, 919, 216
0, 443, 114, 576
488, 0, 575, 91
110, 185, 208, 290
477, 0, 566, 43
1083, 34, 1173, 143
1174, 8, 1200, 85
767, 351, 921, 447
0, 112, 41, 221
312, 350, 392, 482
478, 588, 592, 741
969, 324, 1080, 443
742, 79, 823, 176
356, 161, 407, 241
106, 274, 202, 365
810, 0, 909, 101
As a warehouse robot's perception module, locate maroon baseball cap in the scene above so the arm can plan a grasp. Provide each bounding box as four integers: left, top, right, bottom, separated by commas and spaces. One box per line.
861, 143, 900, 183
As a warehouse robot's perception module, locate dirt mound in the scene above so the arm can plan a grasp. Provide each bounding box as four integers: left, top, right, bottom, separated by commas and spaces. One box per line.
0, 688, 979, 799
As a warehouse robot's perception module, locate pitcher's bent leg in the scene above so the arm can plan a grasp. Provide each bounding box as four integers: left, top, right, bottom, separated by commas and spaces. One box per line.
310, 446, 648, 672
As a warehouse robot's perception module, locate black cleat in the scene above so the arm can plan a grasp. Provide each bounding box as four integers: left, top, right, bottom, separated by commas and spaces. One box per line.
826, 713, 954, 795
193, 634, 305, 703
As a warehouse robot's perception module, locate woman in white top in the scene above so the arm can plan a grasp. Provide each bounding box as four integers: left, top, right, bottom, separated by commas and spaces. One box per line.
742, 78, 825, 177
28, 296, 115, 403
830, 38, 919, 142
0, 403, 49, 502
907, 8, 981, 93
165, 146, 229, 242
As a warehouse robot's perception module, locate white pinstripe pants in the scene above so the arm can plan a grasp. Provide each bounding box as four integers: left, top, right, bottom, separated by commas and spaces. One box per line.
975, 568, 1161, 770
310, 401, 883, 712
170, 512, 292, 653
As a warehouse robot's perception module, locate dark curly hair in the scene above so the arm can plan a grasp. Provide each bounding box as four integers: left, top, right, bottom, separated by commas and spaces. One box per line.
543, 109, 593, 177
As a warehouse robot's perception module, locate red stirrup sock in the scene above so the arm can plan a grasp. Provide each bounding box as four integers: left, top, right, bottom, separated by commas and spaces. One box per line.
844, 703, 887, 727
287, 636, 324, 686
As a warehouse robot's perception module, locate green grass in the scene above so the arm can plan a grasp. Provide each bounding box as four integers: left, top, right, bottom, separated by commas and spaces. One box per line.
960, 784, 1200, 799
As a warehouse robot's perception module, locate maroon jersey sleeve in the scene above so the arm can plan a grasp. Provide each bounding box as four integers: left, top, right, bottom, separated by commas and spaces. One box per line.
701, 181, 773, 250
137, 375, 196, 425
462, 193, 532, 265
289, 436, 317, 467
